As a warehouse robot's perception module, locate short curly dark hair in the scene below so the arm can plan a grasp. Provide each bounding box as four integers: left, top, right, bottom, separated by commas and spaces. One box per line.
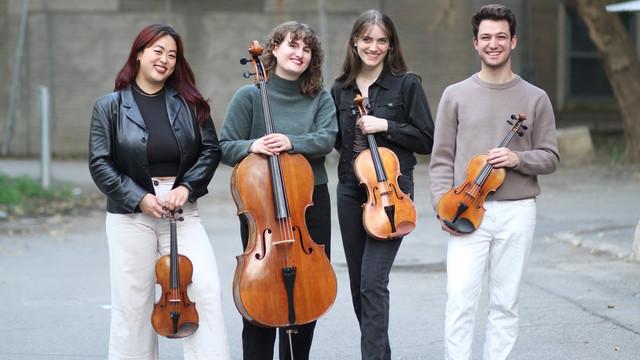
472, 4, 517, 38
262, 21, 324, 97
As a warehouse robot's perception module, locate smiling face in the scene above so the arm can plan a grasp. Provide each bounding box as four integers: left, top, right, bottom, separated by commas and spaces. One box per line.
272, 32, 312, 81
473, 19, 517, 71
355, 24, 390, 71
135, 34, 177, 92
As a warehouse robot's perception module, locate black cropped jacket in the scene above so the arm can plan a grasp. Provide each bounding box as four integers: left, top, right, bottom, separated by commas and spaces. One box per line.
331, 68, 435, 184
88, 85, 220, 214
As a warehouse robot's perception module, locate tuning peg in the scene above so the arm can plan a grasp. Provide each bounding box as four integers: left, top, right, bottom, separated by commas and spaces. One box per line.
240, 57, 250, 65
507, 119, 514, 125
510, 114, 517, 120
521, 125, 528, 130
177, 208, 183, 214
517, 132, 524, 137
242, 71, 254, 79
178, 217, 184, 222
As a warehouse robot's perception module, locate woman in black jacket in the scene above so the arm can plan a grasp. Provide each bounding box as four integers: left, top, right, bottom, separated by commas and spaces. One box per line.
331, 10, 434, 360
89, 24, 230, 360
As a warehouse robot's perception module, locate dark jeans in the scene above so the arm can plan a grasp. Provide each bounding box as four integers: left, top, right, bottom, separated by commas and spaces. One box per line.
337, 171, 413, 360
239, 184, 331, 360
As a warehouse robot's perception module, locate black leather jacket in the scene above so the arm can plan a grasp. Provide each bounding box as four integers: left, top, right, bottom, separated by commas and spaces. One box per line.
331, 68, 434, 184
88, 85, 221, 214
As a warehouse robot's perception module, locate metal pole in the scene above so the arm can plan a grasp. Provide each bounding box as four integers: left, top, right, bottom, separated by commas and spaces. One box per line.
43, 0, 56, 151
40, 86, 51, 189
2, 0, 30, 156
318, 0, 328, 88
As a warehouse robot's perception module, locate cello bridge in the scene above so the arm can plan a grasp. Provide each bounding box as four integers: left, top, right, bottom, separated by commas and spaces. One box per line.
273, 239, 295, 246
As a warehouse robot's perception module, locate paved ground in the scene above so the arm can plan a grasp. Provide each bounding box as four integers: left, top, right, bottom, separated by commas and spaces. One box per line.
0, 158, 639, 359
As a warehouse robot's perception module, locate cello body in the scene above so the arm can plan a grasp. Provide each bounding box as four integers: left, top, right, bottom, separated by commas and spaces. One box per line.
231, 153, 337, 327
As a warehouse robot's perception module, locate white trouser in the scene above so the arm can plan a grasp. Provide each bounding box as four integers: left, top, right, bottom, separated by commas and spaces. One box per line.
105, 178, 230, 360
444, 199, 536, 360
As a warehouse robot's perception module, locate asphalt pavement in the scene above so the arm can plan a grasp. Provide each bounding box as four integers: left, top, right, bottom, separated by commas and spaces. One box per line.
0, 157, 639, 359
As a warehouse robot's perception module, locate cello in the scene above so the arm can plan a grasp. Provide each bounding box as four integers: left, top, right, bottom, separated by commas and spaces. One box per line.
436, 113, 527, 234
230, 41, 337, 334
353, 94, 418, 240
151, 208, 199, 338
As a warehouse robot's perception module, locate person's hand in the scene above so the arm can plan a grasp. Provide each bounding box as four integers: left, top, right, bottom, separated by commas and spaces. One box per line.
164, 185, 189, 211
262, 133, 292, 155
487, 147, 519, 168
356, 115, 388, 134
139, 193, 165, 219
250, 133, 292, 155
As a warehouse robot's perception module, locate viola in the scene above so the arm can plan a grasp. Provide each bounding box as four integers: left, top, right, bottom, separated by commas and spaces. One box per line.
436, 113, 527, 234
353, 94, 417, 240
151, 209, 199, 338
230, 41, 337, 330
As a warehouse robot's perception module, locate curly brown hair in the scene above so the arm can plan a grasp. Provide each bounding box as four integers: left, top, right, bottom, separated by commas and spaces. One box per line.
262, 21, 324, 97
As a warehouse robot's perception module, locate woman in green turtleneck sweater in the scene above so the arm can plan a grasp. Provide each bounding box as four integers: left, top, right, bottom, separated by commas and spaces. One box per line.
219, 21, 337, 360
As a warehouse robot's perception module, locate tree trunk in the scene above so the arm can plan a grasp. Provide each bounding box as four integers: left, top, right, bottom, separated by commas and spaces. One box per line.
577, 0, 640, 162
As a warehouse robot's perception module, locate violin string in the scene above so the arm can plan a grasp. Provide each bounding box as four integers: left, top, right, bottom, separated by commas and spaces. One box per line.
171, 211, 178, 316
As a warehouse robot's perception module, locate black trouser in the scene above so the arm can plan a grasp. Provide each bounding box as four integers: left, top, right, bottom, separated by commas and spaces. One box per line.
336, 171, 413, 360
239, 184, 331, 360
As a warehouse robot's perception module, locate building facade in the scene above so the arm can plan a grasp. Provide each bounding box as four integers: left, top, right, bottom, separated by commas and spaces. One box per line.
0, 0, 636, 156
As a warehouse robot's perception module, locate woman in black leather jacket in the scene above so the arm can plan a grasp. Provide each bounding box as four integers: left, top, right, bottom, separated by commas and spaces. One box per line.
88, 24, 230, 360
331, 10, 434, 360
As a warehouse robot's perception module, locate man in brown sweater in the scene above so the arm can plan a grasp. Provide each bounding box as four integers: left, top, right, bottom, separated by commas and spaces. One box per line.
429, 4, 560, 360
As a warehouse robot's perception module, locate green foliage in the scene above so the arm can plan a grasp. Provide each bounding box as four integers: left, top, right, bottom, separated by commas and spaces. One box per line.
0, 173, 77, 215
592, 133, 626, 164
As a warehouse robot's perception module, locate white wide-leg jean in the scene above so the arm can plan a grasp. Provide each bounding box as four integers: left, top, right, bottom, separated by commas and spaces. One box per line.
444, 199, 536, 360
105, 178, 230, 360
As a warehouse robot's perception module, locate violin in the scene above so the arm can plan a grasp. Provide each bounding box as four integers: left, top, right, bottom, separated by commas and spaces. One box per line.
151, 209, 199, 338
230, 41, 337, 329
436, 113, 527, 234
353, 94, 417, 240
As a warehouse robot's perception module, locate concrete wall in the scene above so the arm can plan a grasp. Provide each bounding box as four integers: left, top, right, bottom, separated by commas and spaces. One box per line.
0, 0, 625, 157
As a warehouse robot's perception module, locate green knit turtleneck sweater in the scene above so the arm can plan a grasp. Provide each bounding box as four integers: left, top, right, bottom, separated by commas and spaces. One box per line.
219, 74, 337, 185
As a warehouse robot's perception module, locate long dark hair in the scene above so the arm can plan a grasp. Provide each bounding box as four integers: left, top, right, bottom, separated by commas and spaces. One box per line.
336, 9, 407, 85
262, 21, 324, 97
114, 24, 210, 125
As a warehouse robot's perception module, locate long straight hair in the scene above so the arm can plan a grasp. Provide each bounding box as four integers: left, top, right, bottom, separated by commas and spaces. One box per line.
336, 9, 407, 85
114, 24, 210, 125
262, 21, 324, 97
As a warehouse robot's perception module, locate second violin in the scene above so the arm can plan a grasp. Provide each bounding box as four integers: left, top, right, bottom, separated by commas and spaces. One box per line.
436, 113, 527, 234
151, 209, 199, 338
353, 94, 417, 240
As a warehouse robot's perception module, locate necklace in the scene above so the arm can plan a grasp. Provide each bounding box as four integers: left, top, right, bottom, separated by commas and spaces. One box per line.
133, 82, 164, 98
